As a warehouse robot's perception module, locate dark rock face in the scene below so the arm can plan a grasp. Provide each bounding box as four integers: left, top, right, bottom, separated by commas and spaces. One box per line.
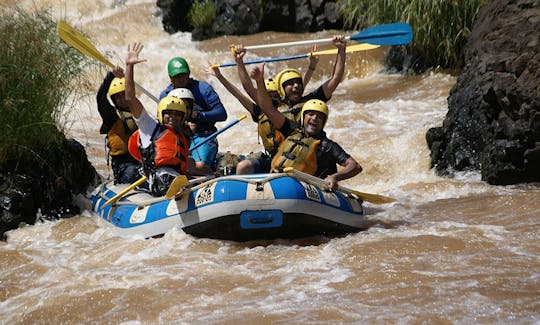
193, 0, 260, 40
157, 0, 194, 33
426, 0, 540, 185
158, 0, 344, 40
0, 137, 99, 239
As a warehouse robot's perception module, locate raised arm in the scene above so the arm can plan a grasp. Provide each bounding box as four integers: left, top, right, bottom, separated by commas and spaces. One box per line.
206, 64, 255, 116
233, 45, 258, 102
124, 42, 147, 119
321, 35, 346, 99
303, 45, 319, 87
251, 63, 285, 129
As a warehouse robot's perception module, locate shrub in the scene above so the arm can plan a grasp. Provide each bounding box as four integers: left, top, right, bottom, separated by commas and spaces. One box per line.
0, 6, 88, 171
338, 0, 489, 69
187, 0, 216, 28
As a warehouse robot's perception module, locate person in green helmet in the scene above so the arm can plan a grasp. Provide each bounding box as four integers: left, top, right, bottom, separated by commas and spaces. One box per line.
160, 56, 227, 175
251, 63, 362, 191
96, 66, 141, 184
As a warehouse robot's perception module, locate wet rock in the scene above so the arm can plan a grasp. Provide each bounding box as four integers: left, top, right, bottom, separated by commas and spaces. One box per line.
426, 0, 540, 185
158, 0, 344, 40
0, 137, 99, 239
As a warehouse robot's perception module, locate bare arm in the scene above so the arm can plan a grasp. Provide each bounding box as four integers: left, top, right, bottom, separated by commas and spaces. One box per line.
206, 64, 255, 116
303, 45, 319, 87
325, 157, 362, 190
321, 35, 346, 99
124, 42, 147, 118
233, 45, 258, 102
251, 64, 285, 129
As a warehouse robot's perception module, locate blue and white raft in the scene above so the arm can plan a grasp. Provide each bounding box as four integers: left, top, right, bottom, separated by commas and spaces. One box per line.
90, 172, 367, 241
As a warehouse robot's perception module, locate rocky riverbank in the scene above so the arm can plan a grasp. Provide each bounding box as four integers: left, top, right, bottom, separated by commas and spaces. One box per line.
426, 0, 540, 185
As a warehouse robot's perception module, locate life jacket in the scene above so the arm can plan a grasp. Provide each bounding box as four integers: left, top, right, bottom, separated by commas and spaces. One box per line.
271, 130, 320, 175
257, 113, 285, 157
277, 102, 303, 124
107, 111, 138, 156
128, 125, 189, 175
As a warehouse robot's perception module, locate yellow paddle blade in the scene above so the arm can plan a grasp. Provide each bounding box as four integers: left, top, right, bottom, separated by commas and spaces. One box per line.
103, 176, 147, 207
348, 189, 396, 204
57, 20, 113, 67
313, 43, 380, 56
165, 175, 190, 199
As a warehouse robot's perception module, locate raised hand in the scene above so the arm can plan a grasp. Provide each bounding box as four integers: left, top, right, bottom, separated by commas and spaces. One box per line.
332, 35, 347, 50
112, 65, 125, 78
125, 42, 146, 66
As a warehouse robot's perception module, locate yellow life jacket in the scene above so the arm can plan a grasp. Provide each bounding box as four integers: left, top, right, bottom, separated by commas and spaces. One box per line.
107, 111, 138, 156
277, 102, 303, 124
271, 130, 320, 175
257, 113, 285, 157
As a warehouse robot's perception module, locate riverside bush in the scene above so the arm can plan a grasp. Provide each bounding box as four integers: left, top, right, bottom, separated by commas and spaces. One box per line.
0, 7, 88, 171
338, 0, 489, 69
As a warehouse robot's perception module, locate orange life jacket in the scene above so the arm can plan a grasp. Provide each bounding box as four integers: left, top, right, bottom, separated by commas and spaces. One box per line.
128, 125, 189, 174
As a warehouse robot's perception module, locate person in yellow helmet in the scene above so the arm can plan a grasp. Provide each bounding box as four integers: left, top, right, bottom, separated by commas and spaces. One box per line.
124, 42, 191, 196
273, 35, 347, 123
251, 63, 362, 190
206, 44, 319, 174
96, 66, 140, 184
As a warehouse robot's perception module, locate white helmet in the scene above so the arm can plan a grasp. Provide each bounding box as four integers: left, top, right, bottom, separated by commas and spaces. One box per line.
168, 88, 194, 100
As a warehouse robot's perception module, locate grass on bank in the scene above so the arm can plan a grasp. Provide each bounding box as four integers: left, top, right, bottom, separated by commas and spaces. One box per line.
188, 0, 216, 28
338, 0, 489, 69
0, 7, 89, 172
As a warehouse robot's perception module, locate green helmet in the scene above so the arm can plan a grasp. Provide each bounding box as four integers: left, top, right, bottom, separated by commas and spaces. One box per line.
167, 57, 190, 77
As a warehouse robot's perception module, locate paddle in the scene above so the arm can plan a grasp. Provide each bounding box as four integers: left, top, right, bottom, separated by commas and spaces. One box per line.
218, 43, 380, 68
102, 176, 147, 207
191, 115, 247, 151
283, 168, 396, 205
56, 20, 159, 103
245, 22, 412, 51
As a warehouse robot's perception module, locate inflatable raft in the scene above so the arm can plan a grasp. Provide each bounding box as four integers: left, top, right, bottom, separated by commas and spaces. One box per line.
90, 172, 368, 241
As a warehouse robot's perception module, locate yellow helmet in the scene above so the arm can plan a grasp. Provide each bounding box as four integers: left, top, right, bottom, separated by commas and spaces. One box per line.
275, 69, 302, 99
157, 96, 187, 123
301, 99, 329, 127
265, 78, 277, 92
108, 77, 125, 97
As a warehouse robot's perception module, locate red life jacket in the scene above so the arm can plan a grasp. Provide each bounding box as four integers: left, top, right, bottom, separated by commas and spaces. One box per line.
128, 125, 189, 174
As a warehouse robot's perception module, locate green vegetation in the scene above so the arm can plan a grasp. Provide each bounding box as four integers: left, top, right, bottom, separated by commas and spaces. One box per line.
0, 7, 88, 171
338, 0, 489, 69
187, 0, 216, 28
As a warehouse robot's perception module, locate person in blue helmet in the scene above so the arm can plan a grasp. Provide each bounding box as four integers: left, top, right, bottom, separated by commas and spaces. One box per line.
160, 57, 228, 174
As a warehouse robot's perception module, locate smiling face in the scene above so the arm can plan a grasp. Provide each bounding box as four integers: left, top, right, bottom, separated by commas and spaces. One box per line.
162, 109, 185, 134
282, 77, 303, 103
303, 110, 326, 136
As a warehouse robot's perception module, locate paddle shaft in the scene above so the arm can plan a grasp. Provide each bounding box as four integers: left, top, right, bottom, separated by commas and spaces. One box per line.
191, 115, 247, 151
57, 21, 159, 103
284, 168, 395, 204
219, 43, 379, 67
103, 176, 147, 207
245, 22, 412, 51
